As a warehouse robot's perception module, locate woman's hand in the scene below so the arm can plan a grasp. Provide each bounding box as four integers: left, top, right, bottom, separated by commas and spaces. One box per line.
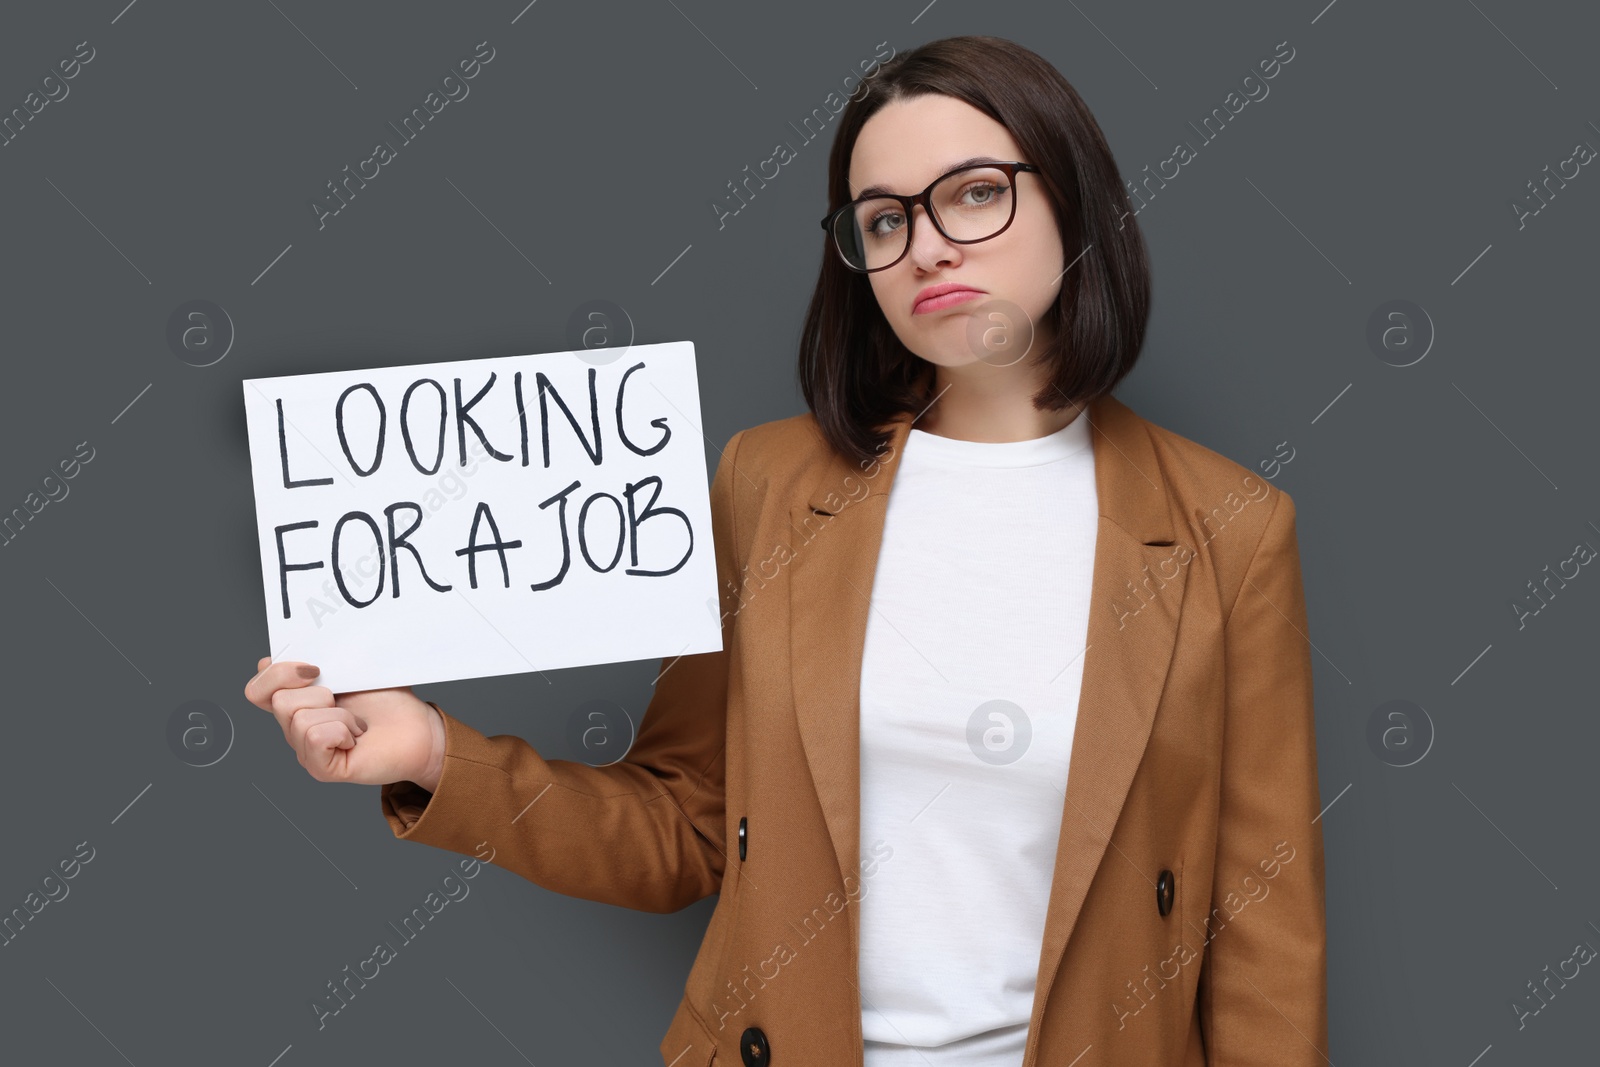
244, 658, 447, 791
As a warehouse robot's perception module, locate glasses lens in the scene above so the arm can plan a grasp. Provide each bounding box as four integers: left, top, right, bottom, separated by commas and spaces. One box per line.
930, 165, 1019, 241
831, 166, 1021, 271
834, 197, 907, 271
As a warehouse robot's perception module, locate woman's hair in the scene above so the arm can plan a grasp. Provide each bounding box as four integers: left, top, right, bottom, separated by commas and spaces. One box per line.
798, 35, 1151, 465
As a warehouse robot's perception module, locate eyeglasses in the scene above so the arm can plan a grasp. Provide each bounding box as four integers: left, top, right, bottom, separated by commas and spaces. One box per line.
820, 161, 1041, 273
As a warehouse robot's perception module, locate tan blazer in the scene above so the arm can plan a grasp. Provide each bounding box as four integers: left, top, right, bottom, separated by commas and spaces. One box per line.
381, 392, 1329, 1067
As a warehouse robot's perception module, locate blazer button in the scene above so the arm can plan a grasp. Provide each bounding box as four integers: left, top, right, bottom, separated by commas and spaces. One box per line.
1156, 868, 1175, 917
738, 817, 747, 861
739, 1025, 770, 1066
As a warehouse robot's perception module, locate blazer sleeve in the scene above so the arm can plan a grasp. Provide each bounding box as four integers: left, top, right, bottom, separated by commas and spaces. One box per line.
378, 429, 747, 914
1197, 488, 1330, 1064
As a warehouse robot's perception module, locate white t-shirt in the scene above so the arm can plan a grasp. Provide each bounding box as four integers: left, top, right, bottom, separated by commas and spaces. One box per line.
857, 412, 1098, 1066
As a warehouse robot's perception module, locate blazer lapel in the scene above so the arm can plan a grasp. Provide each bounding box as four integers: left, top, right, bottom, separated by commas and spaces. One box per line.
785, 393, 1189, 1022
1021, 396, 1189, 1061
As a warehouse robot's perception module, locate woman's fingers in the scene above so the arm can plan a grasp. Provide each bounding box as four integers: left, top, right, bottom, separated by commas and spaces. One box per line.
269, 685, 359, 730
288, 706, 365, 779
299, 720, 356, 781
244, 660, 321, 712
284, 699, 366, 740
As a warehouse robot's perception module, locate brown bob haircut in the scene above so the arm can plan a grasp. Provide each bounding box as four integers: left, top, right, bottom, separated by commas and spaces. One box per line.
797, 35, 1152, 466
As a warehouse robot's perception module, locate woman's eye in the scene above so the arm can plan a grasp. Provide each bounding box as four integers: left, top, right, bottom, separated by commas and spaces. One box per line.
964, 182, 1006, 206
867, 212, 904, 237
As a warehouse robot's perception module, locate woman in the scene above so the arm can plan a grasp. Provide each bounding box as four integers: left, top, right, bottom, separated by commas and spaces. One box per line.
245, 35, 1328, 1067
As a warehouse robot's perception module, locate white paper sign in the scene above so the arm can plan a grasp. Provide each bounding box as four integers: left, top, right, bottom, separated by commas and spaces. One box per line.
242, 341, 721, 693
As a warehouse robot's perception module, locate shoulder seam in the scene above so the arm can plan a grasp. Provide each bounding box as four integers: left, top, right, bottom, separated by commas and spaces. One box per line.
1221, 486, 1285, 627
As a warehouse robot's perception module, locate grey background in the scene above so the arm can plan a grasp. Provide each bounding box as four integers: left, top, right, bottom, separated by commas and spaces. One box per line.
2, 1, 1596, 1064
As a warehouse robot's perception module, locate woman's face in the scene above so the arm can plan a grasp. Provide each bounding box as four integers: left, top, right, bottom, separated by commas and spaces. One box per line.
848, 94, 1065, 371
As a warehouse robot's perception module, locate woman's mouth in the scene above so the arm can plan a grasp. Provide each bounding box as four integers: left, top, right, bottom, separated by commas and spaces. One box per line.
912, 287, 985, 314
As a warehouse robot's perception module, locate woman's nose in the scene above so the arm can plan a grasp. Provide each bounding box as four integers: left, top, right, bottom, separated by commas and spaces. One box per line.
907, 205, 959, 270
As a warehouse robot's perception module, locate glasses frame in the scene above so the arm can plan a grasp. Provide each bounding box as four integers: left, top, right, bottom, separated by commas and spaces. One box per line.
819, 161, 1042, 274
